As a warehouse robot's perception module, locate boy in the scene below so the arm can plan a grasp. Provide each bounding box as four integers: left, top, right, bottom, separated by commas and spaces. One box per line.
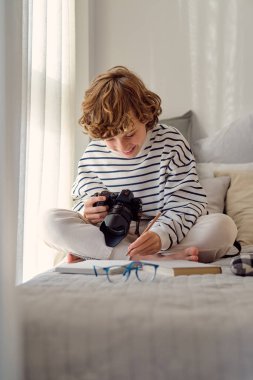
44, 66, 237, 263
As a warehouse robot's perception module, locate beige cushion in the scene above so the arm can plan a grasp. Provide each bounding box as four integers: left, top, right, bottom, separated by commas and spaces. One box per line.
214, 170, 253, 245
200, 176, 230, 214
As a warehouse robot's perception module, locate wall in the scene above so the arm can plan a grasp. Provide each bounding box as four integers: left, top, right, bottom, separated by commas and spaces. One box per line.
75, 0, 253, 166
0, 0, 23, 378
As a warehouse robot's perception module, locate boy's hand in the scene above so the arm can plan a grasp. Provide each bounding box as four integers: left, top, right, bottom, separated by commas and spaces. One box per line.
83, 196, 109, 224
127, 231, 161, 259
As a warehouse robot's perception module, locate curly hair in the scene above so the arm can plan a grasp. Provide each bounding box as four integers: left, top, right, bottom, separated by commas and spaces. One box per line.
79, 66, 162, 139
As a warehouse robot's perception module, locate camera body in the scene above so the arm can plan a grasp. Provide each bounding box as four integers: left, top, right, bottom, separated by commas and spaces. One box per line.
93, 189, 142, 247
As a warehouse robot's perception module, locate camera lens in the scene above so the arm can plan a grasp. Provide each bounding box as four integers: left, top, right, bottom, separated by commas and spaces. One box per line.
98, 189, 142, 247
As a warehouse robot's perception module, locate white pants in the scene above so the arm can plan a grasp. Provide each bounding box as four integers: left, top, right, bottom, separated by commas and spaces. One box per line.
43, 209, 238, 263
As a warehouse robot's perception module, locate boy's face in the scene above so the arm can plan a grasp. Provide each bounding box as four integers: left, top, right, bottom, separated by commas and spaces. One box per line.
104, 116, 147, 158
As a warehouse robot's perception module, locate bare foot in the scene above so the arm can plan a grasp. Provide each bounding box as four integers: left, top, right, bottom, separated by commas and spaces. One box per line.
131, 247, 199, 262
66, 253, 84, 263
164, 247, 199, 261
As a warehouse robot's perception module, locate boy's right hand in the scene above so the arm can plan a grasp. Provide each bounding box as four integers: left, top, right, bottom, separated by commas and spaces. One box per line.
83, 196, 109, 224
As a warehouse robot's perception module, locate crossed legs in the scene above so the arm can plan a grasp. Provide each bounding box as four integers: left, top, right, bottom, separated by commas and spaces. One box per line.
43, 209, 237, 264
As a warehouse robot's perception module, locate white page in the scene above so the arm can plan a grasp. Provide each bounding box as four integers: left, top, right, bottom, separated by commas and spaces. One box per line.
55, 260, 132, 274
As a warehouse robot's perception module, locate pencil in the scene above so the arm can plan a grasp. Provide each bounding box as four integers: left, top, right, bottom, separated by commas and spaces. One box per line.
142, 212, 162, 234
127, 212, 161, 257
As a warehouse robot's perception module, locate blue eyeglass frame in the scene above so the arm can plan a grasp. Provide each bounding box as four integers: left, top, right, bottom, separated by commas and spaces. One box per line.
93, 261, 159, 282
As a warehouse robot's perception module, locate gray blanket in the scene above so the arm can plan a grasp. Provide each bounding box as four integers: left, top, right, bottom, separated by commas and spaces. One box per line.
19, 247, 253, 380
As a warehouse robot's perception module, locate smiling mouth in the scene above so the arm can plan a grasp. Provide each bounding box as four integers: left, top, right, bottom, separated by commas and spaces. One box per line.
122, 146, 136, 155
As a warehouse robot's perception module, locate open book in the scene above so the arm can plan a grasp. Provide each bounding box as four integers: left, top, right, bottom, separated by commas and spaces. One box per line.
55, 259, 222, 276
55, 260, 132, 275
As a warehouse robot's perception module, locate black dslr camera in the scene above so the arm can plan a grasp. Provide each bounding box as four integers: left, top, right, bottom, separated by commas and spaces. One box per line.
93, 189, 142, 247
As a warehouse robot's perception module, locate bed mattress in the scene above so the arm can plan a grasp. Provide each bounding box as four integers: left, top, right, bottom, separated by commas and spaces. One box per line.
19, 246, 253, 380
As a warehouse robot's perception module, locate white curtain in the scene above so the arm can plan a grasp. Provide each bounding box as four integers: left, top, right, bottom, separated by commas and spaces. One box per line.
185, 0, 252, 140
22, 0, 75, 282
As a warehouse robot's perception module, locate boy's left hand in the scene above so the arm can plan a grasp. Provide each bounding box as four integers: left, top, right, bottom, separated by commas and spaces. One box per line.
127, 231, 161, 259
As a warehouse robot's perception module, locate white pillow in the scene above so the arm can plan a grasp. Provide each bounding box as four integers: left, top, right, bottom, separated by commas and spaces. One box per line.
196, 162, 253, 179
193, 113, 253, 163
199, 176, 230, 214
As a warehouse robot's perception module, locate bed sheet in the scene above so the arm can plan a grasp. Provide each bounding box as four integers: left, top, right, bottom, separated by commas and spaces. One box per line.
19, 246, 253, 380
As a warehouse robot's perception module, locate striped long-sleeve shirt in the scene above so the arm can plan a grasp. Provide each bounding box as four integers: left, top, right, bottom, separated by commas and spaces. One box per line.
72, 124, 207, 250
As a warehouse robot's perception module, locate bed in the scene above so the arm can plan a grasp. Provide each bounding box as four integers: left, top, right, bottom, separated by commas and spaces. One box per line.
18, 112, 253, 380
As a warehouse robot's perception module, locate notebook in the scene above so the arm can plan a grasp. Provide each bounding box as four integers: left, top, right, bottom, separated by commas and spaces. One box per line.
54, 259, 222, 276
143, 260, 222, 276
55, 260, 131, 275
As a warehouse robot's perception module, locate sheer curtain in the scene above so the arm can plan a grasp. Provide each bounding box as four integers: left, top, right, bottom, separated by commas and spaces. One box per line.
184, 0, 253, 140
22, 0, 75, 282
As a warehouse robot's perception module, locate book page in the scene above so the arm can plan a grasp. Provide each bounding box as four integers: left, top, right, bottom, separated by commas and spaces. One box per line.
55, 260, 132, 274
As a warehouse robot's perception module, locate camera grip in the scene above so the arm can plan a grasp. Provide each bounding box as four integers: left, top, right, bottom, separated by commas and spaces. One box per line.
92, 191, 111, 207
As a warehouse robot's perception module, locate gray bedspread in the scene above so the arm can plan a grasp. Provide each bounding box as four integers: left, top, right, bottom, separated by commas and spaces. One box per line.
19, 247, 253, 380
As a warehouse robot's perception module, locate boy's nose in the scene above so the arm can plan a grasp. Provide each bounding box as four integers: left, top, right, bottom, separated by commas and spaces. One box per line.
116, 139, 127, 151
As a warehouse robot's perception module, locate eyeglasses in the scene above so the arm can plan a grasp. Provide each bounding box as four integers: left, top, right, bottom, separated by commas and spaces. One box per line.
93, 261, 159, 283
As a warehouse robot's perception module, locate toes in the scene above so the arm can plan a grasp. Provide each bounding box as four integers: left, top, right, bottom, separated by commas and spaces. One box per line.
185, 247, 199, 257
66, 253, 84, 263
189, 255, 199, 262
66, 253, 73, 263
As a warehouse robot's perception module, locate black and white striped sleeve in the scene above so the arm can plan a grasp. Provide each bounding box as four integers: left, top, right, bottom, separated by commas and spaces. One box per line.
71, 152, 107, 214
150, 133, 207, 250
